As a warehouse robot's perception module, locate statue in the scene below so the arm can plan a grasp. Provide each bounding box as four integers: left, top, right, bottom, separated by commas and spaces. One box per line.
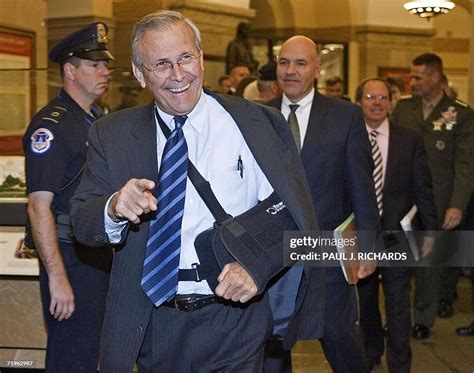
225, 21, 259, 74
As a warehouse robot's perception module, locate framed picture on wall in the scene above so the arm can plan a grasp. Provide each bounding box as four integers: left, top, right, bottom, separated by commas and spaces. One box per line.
0, 155, 27, 226
0, 26, 35, 155
0, 227, 38, 276
378, 67, 411, 94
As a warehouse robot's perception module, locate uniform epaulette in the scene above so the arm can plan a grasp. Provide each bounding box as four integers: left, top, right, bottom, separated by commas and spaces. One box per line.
455, 99, 468, 108
41, 106, 67, 124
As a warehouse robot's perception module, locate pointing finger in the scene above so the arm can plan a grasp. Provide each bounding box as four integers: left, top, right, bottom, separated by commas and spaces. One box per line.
135, 178, 155, 192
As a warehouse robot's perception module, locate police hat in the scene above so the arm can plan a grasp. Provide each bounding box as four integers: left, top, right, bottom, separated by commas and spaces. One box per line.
258, 61, 277, 81
49, 22, 114, 64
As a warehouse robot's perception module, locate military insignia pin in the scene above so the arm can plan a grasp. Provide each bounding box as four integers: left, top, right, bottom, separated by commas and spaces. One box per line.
432, 121, 442, 131
435, 140, 445, 151
434, 106, 457, 131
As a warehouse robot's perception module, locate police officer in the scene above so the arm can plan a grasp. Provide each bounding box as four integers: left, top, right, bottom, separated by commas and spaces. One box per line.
23, 23, 114, 372
392, 52, 474, 340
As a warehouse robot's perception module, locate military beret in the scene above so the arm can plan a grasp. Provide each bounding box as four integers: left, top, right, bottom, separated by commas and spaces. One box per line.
258, 61, 277, 81
49, 22, 114, 64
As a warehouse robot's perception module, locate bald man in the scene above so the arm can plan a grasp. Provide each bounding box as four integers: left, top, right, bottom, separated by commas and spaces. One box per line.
265, 35, 380, 373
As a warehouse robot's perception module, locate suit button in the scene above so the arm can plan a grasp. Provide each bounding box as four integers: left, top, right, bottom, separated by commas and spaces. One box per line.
136, 325, 143, 333
94, 234, 103, 241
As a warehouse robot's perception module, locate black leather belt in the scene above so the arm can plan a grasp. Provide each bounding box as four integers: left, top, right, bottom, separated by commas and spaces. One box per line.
163, 294, 217, 312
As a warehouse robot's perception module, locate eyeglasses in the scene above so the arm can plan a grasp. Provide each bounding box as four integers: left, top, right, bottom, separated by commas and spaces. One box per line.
363, 94, 389, 101
142, 53, 201, 78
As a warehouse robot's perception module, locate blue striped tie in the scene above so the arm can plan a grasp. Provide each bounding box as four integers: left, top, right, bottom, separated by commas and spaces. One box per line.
141, 115, 188, 307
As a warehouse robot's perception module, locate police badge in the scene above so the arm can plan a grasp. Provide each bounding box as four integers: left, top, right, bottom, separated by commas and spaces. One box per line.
31, 128, 54, 154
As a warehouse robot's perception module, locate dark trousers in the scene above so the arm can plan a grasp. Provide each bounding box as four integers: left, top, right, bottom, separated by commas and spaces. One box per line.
320, 268, 369, 373
262, 267, 368, 373
460, 193, 474, 310
439, 267, 462, 302
39, 243, 111, 373
137, 295, 273, 373
414, 266, 442, 326
358, 271, 384, 362
262, 337, 292, 373
359, 268, 412, 373
440, 193, 474, 304
438, 228, 462, 305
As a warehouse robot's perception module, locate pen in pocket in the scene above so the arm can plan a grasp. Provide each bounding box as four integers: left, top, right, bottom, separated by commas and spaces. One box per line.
237, 155, 243, 179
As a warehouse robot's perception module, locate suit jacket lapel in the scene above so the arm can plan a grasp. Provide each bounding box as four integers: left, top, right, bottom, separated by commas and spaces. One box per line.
384, 124, 400, 191
269, 93, 329, 167
128, 101, 159, 182
300, 93, 329, 167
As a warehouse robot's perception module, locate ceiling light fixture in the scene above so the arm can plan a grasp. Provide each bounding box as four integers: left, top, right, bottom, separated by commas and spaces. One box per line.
404, 1, 455, 18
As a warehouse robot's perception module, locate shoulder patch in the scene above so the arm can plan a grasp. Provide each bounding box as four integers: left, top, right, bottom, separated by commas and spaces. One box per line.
30, 128, 54, 154
455, 99, 468, 108
41, 106, 67, 124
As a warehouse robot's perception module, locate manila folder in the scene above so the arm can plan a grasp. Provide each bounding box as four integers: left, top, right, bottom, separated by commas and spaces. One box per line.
334, 213, 359, 284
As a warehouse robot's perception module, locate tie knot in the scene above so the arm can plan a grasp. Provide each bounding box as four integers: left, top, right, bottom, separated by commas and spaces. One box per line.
289, 104, 299, 113
174, 115, 187, 129
370, 130, 379, 139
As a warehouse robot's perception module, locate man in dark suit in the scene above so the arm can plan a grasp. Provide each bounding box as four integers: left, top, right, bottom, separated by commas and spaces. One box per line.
70, 11, 319, 372
356, 78, 437, 372
265, 35, 380, 373
392, 53, 474, 339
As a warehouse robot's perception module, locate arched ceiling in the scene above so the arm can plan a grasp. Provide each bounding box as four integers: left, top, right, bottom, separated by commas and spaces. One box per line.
455, 0, 471, 13
250, 0, 352, 30
250, 0, 469, 33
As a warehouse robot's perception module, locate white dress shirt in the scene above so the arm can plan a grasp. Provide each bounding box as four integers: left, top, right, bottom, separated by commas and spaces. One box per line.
281, 88, 314, 145
366, 118, 389, 185
105, 91, 273, 294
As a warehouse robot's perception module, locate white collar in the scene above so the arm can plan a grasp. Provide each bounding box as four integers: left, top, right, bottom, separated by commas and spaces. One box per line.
282, 88, 315, 110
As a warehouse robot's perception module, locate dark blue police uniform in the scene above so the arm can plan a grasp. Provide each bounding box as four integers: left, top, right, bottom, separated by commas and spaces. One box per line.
23, 90, 112, 373
22, 22, 113, 373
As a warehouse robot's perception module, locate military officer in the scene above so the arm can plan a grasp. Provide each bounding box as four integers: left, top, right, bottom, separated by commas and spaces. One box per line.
391, 52, 474, 340
23, 23, 114, 372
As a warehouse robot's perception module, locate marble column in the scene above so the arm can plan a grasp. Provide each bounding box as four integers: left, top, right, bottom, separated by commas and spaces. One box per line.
468, 0, 474, 106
